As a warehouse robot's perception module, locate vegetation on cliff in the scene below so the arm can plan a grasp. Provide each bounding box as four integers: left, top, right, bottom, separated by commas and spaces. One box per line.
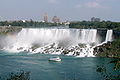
0, 71, 30, 80
95, 39, 120, 80
69, 21, 120, 30
96, 59, 120, 80
94, 39, 120, 57
0, 20, 64, 28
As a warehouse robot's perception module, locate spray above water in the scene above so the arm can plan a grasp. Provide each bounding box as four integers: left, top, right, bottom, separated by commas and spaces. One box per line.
0, 28, 113, 57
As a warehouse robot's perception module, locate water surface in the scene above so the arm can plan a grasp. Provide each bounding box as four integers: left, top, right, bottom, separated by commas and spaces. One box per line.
0, 51, 113, 80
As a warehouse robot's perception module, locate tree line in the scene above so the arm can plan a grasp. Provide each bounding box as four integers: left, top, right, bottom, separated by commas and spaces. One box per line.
69, 21, 120, 30
0, 20, 63, 28
1, 20, 120, 30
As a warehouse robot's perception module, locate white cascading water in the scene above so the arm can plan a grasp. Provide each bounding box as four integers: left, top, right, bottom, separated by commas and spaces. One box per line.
94, 30, 113, 49
105, 30, 113, 42
0, 28, 113, 57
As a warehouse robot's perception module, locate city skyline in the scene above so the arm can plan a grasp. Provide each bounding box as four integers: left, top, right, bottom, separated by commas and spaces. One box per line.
0, 0, 120, 22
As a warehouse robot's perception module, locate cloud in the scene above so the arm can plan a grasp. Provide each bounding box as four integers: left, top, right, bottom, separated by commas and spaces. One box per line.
48, 0, 57, 4
85, 2, 101, 8
75, 2, 105, 9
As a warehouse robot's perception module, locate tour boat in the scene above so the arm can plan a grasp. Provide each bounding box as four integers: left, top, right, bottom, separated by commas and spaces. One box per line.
49, 56, 61, 62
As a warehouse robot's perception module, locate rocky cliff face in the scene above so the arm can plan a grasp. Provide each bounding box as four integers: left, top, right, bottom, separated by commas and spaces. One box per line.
94, 40, 120, 58
113, 30, 120, 39
0, 26, 22, 35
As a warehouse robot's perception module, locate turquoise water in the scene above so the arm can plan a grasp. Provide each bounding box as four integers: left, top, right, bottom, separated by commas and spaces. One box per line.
0, 51, 113, 80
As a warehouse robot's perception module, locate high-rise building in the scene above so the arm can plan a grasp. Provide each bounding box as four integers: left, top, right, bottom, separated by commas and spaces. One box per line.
52, 16, 60, 23
0, 16, 2, 21
43, 13, 48, 22
91, 17, 100, 22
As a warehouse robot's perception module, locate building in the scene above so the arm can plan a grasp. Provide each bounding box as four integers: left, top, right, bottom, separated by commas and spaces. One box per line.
43, 13, 48, 22
52, 16, 60, 23
64, 21, 70, 25
91, 17, 100, 22
0, 16, 2, 21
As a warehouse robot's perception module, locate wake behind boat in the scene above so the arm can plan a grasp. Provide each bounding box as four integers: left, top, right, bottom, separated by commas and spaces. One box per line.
49, 56, 61, 62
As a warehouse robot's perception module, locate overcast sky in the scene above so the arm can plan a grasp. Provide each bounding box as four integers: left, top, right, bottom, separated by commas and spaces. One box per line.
0, 0, 120, 22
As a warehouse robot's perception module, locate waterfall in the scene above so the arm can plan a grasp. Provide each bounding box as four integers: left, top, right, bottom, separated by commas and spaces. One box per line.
95, 29, 113, 53
105, 30, 113, 42
8, 28, 98, 47
0, 28, 100, 57
80, 29, 97, 43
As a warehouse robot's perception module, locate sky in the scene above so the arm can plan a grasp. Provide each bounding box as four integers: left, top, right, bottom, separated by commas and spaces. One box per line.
0, 0, 120, 22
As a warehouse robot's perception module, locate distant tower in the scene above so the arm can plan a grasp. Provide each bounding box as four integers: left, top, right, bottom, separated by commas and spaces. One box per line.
43, 13, 48, 22
0, 16, 2, 21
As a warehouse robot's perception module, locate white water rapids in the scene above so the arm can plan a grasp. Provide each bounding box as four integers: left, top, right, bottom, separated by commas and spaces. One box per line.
0, 28, 113, 57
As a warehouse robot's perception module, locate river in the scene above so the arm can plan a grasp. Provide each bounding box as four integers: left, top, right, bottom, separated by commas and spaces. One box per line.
0, 51, 114, 80
0, 28, 115, 80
